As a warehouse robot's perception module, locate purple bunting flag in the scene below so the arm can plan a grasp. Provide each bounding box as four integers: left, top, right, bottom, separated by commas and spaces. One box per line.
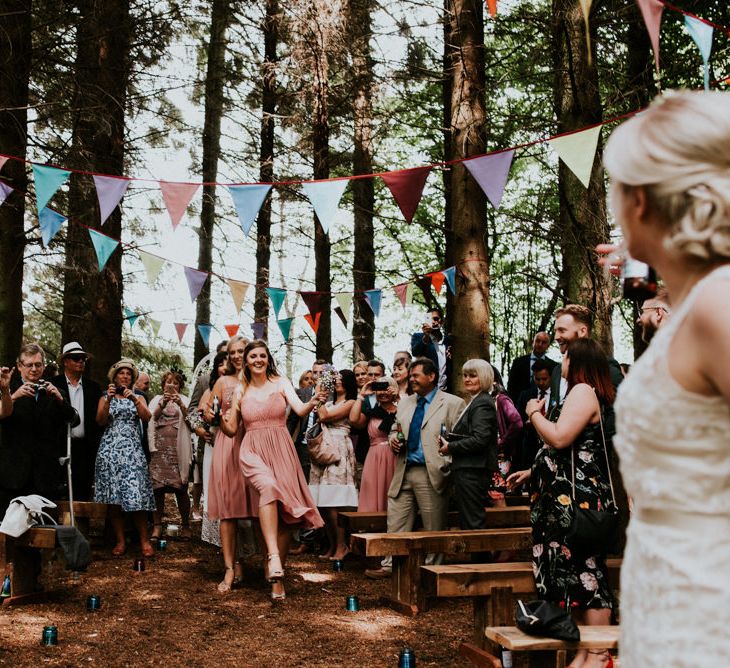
184, 266, 208, 302
93, 175, 130, 225
463, 150, 515, 209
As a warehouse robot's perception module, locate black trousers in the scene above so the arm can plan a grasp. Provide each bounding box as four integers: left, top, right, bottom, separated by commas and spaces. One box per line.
68, 437, 97, 501
451, 467, 489, 530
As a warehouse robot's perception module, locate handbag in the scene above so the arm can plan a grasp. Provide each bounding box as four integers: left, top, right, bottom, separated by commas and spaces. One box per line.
564, 403, 619, 556
305, 421, 341, 467
0, 495, 58, 538
515, 599, 580, 641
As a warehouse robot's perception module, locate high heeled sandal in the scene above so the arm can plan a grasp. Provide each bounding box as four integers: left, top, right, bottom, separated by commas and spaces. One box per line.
217, 566, 235, 593
266, 553, 284, 582
586, 649, 613, 668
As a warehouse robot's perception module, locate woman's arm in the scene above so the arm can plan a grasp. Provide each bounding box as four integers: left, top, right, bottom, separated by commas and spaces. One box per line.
281, 377, 322, 417
349, 381, 373, 429
0, 367, 13, 419
318, 399, 355, 423
96, 393, 111, 426
528, 383, 599, 449
219, 385, 242, 437
128, 390, 151, 422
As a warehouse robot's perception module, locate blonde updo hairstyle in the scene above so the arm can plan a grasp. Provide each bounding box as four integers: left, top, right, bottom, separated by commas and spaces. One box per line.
604, 90, 730, 264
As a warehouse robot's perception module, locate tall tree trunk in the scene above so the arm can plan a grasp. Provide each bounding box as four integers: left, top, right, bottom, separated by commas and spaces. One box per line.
195, 0, 231, 364
0, 1, 31, 366
347, 0, 375, 362
446, 0, 489, 396
62, 0, 130, 385
442, 0, 455, 333
552, 0, 613, 354
253, 0, 278, 341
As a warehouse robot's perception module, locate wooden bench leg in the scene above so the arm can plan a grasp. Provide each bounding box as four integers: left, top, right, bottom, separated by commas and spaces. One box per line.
458, 642, 502, 668
384, 550, 425, 616
473, 596, 490, 648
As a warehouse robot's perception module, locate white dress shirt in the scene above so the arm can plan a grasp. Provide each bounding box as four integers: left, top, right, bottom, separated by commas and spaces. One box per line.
66, 376, 85, 439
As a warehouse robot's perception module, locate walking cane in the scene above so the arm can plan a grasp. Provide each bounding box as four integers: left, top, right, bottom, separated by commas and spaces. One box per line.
65, 421, 75, 527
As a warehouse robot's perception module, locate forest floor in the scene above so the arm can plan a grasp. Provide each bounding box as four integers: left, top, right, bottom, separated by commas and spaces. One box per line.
0, 511, 474, 667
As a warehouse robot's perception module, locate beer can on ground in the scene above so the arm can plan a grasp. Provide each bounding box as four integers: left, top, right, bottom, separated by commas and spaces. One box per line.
345, 595, 360, 611
86, 595, 101, 611
41, 626, 58, 646
398, 648, 416, 668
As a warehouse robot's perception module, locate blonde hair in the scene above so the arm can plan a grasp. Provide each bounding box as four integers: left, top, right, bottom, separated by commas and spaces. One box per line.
604, 90, 730, 263
462, 358, 494, 393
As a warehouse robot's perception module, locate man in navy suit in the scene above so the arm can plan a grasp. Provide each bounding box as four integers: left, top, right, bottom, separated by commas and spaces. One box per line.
411, 307, 453, 391
507, 331, 556, 404
515, 359, 553, 472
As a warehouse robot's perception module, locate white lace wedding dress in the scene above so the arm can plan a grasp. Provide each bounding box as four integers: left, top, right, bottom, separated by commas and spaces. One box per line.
614, 266, 730, 667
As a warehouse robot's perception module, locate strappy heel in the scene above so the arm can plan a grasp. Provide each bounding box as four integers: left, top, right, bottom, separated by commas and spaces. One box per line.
217, 566, 235, 593
267, 553, 284, 582
586, 649, 613, 668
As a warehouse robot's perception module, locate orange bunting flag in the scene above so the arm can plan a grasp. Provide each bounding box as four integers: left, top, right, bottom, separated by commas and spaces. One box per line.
224, 324, 240, 338
430, 272, 446, 295
486, 0, 497, 18
304, 312, 321, 334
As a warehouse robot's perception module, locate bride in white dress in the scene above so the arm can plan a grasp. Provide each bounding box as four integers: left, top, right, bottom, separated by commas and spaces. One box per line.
604, 90, 730, 667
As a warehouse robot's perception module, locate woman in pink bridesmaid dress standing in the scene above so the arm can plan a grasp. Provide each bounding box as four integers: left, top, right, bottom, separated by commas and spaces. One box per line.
221, 340, 325, 600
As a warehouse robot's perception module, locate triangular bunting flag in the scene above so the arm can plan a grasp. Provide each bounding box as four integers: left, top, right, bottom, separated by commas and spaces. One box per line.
299, 291, 323, 317
228, 184, 272, 236
251, 322, 266, 340
174, 323, 188, 342
463, 150, 514, 209
138, 250, 165, 286
363, 289, 382, 317
0, 181, 13, 206
265, 287, 287, 318
416, 276, 434, 302
183, 266, 208, 302
442, 266, 457, 295
124, 307, 139, 328
636, 0, 664, 72
548, 125, 601, 188
159, 181, 199, 230
88, 228, 119, 271
224, 324, 240, 338
334, 306, 348, 327
148, 318, 161, 337
486, 0, 497, 18
381, 166, 431, 224
277, 317, 294, 341
32, 164, 71, 212
335, 293, 353, 316
430, 272, 446, 295
301, 179, 349, 234
304, 312, 321, 334
197, 324, 213, 347
93, 175, 129, 225
226, 279, 249, 313
684, 16, 713, 90
393, 283, 411, 309
0, 157, 8, 172
39, 207, 66, 248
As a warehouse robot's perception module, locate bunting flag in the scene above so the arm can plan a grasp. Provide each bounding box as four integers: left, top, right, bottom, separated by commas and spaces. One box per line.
442, 266, 457, 295
363, 289, 382, 317
226, 278, 249, 313
93, 175, 129, 225
224, 324, 240, 338
148, 318, 161, 337
251, 322, 265, 340
33, 164, 71, 212
0, 181, 13, 206
381, 166, 431, 224
88, 228, 119, 271
430, 272, 446, 295
138, 250, 165, 286
265, 287, 287, 318
416, 275, 434, 302
334, 292, 353, 317
684, 16, 713, 90
486, 0, 497, 18
0, 157, 8, 172
277, 317, 294, 341
463, 150, 514, 209
39, 207, 66, 248
124, 307, 139, 328
548, 125, 601, 188
160, 181, 199, 230
301, 179, 349, 234
334, 306, 348, 327
228, 184, 272, 236
636, 0, 665, 72
183, 266, 208, 302
197, 324, 213, 347
299, 291, 323, 317
393, 282, 414, 309
174, 322, 188, 342
304, 312, 321, 334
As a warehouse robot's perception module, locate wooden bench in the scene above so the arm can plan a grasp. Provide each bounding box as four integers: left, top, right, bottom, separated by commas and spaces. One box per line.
0, 527, 57, 606
422, 559, 621, 650
56, 500, 109, 524
340, 506, 531, 533
351, 528, 533, 615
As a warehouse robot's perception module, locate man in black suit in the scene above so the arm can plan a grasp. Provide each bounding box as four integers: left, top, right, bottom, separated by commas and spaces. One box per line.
411, 307, 453, 391
50, 342, 103, 501
0, 343, 76, 517
507, 331, 556, 404
515, 359, 553, 473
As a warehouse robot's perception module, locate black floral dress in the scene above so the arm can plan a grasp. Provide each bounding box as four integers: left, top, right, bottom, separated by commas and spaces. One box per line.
529, 416, 615, 610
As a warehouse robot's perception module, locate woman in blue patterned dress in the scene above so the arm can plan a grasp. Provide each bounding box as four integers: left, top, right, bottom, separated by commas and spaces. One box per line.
95, 359, 156, 557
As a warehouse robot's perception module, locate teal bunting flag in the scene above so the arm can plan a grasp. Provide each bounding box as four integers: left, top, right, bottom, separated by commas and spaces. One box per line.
363, 289, 382, 317
442, 266, 456, 295
277, 317, 294, 341
32, 164, 71, 212
301, 179, 349, 234
39, 207, 66, 248
124, 307, 139, 328
265, 287, 287, 318
88, 228, 119, 271
197, 324, 213, 347
684, 16, 713, 90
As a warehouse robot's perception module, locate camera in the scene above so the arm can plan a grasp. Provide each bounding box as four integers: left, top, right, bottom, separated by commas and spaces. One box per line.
371, 381, 390, 392
115, 386, 126, 396
32, 381, 48, 392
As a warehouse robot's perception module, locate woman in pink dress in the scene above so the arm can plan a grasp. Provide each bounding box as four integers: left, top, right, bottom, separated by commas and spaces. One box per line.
350, 376, 399, 512
205, 335, 254, 592
221, 340, 325, 600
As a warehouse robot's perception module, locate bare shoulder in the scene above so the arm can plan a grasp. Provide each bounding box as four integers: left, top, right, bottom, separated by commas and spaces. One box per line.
690, 276, 730, 337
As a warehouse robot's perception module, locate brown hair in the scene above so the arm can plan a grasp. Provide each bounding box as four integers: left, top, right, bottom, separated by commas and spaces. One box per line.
565, 339, 615, 405
554, 304, 593, 332
225, 334, 249, 375
241, 340, 279, 383
160, 370, 185, 393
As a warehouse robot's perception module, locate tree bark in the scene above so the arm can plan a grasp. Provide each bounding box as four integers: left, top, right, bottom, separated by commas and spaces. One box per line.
0, 1, 32, 366
347, 0, 375, 362
62, 0, 130, 384
253, 0, 278, 341
194, 0, 231, 364
442, 0, 455, 333
446, 0, 489, 396
552, 0, 613, 354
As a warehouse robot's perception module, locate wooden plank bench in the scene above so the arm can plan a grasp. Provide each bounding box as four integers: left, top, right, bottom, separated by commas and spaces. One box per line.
0, 527, 57, 606
56, 500, 109, 526
340, 506, 531, 533
351, 528, 533, 615
422, 559, 621, 650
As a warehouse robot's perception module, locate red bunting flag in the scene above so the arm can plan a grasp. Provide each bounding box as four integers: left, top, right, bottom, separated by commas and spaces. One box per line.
381, 166, 431, 224
224, 324, 240, 338
299, 291, 323, 317
174, 323, 188, 342
304, 312, 321, 334
430, 272, 446, 295
393, 283, 411, 308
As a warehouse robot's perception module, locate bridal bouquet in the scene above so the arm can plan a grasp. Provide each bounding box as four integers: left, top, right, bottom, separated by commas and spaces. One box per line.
318, 364, 339, 402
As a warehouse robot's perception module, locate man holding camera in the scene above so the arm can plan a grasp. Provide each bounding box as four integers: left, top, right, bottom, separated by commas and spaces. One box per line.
0, 343, 76, 517
411, 307, 453, 391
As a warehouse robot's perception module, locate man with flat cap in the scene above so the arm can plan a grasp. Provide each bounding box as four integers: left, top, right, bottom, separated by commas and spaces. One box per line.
50, 342, 103, 500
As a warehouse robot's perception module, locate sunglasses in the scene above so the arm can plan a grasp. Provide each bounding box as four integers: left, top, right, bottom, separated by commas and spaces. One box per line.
67, 355, 87, 362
